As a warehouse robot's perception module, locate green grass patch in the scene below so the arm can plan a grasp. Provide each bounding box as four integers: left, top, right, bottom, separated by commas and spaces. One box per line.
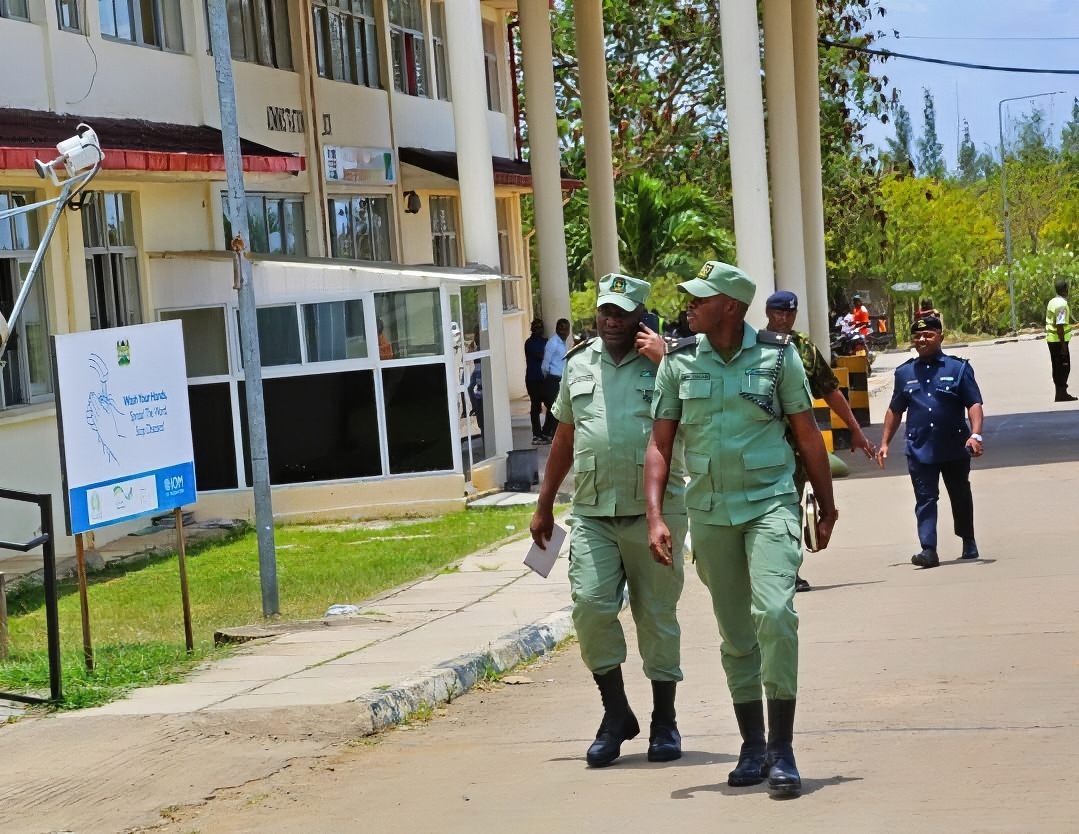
0, 507, 535, 709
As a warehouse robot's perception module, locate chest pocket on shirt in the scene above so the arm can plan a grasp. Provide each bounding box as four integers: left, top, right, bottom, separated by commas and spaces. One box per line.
634, 381, 656, 417
679, 377, 712, 425
740, 369, 779, 420
934, 377, 959, 398
568, 377, 597, 419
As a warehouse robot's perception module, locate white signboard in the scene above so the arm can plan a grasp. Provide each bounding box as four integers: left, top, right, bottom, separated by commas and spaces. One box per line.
54, 321, 196, 534
324, 146, 396, 184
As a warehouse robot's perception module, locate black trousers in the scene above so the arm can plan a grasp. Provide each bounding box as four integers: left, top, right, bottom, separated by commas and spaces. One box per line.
1048, 340, 1071, 390
908, 456, 975, 550
541, 374, 561, 437
527, 377, 558, 437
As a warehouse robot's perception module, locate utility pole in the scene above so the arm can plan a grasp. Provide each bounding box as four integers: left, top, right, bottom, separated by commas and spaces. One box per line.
998, 91, 1064, 335
206, 0, 279, 616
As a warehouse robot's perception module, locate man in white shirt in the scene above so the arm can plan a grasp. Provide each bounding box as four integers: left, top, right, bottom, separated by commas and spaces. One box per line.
539, 318, 571, 442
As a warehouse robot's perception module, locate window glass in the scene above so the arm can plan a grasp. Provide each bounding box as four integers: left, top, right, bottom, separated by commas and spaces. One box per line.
240, 370, 382, 485
327, 196, 392, 262
0, 192, 38, 252
160, 307, 230, 377
312, 0, 378, 86
254, 305, 302, 366
223, 194, 306, 255
390, 0, 428, 96
102, 0, 183, 49
83, 192, 141, 330
57, 0, 82, 31
212, 0, 291, 68
375, 289, 443, 359
283, 200, 306, 256
483, 20, 501, 112
382, 364, 453, 474
188, 383, 238, 490
430, 195, 459, 267
460, 286, 490, 353
0, 260, 53, 407
1, 0, 30, 20
431, 1, 449, 100
303, 300, 368, 362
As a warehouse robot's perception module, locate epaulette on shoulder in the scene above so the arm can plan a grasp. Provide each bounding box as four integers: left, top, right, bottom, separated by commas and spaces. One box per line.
565, 337, 596, 360
897, 356, 916, 368
757, 330, 792, 346
667, 336, 697, 354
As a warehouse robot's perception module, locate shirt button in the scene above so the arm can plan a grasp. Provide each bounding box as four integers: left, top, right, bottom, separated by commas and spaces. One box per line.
928, 407, 932, 411
930, 422, 934, 427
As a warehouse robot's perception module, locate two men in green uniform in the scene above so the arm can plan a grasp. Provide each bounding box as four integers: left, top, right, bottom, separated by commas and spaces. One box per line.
530, 273, 688, 768
644, 263, 838, 798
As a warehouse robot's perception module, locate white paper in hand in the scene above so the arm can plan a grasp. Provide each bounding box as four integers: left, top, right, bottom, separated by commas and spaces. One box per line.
524, 523, 567, 578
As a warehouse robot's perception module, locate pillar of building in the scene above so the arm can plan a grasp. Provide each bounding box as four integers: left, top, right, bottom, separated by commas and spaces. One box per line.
518, 0, 572, 334
792, 0, 832, 353
444, 0, 512, 457
574, 0, 620, 280
763, 0, 809, 312
718, 0, 776, 324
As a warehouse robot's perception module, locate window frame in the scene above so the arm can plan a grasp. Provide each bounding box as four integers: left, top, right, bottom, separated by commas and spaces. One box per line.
311, 0, 378, 86
326, 193, 396, 263
0, 259, 53, 411
429, 194, 460, 268
99, 0, 185, 52
56, 0, 82, 32
482, 18, 502, 113
0, 0, 30, 22
389, 0, 429, 97
430, 0, 449, 101
221, 192, 308, 256
209, 0, 293, 70
82, 192, 144, 331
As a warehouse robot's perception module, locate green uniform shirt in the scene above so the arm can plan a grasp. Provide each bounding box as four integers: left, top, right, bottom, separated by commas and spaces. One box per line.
552, 339, 687, 517
1046, 296, 1071, 343
652, 323, 813, 526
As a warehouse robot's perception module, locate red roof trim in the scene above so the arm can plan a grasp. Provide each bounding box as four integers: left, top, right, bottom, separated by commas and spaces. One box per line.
0, 147, 305, 174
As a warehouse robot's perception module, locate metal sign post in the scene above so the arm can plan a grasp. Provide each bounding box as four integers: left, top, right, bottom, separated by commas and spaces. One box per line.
74, 533, 93, 671
174, 507, 194, 653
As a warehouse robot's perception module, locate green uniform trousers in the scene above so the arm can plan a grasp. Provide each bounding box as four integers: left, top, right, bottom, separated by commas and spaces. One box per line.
691, 502, 803, 702
568, 514, 688, 681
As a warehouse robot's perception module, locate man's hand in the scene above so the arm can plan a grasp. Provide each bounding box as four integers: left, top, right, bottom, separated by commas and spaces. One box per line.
965, 436, 984, 458
851, 429, 877, 459
530, 505, 555, 549
647, 517, 673, 566
635, 325, 665, 365
816, 510, 838, 550
876, 444, 889, 469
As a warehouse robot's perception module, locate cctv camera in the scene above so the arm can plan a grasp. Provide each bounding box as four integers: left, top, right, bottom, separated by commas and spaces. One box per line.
35, 123, 103, 185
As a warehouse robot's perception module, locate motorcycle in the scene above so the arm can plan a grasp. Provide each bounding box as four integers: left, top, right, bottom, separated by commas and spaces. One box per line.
831, 331, 875, 368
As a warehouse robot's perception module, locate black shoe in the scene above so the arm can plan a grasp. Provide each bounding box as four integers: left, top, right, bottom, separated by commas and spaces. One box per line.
728, 700, 768, 787
1055, 387, 1078, 402
766, 699, 802, 798
586, 667, 640, 768
795, 575, 811, 593
911, 548, 939, 568
961, 539, 980, 560
647, 680, 681, 762
531, 435, 544, 446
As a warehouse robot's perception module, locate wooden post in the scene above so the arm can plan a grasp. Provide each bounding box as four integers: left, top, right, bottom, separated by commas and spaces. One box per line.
0, 572, 9, 661
75, 533, 93, 672
175, 507, 194, 653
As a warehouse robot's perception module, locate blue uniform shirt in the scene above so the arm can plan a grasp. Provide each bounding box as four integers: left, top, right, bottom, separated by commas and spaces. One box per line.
888, 351, 983, 464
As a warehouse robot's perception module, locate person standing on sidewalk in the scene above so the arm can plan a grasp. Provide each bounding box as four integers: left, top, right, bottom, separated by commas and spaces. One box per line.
764, 290, 876, 593
644, 262, 838, 799
1046, 279, 1077, 402
530, 274, 687, 769
525, 320, 556, 442
877, 316, 985, 567
538, 318, 571, 443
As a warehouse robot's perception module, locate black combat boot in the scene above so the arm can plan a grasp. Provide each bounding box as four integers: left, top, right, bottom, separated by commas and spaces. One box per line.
1055, 386, 1078, 402
727, 700, 768, 787
911, 548, 939, 568
647, 681, 681, 762
961, 538, 980, 560
766, 698, 802, 798
586, 667, 640, 768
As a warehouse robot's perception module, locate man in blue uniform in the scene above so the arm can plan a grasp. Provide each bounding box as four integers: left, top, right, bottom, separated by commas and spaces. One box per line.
877, 316, 985, 567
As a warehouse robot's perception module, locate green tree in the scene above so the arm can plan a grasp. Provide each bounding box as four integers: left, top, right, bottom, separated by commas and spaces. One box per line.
957, 120, 978, 183
886, 103, 914, 172
1062, 97, 1079, 161
916, 88, 945, 179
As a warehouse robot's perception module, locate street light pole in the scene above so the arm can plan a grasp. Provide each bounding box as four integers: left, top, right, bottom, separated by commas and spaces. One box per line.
998, 91, 1064, 334
206, 0, 279, 616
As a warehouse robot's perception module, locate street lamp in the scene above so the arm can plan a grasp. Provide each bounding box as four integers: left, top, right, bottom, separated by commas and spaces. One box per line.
998, 91, 1065, 333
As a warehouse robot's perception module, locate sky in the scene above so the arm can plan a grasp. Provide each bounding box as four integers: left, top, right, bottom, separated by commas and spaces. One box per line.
859, 0, 1079, 168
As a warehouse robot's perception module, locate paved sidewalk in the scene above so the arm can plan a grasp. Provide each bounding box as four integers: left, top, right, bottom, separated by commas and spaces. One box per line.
86, 526, 570, 717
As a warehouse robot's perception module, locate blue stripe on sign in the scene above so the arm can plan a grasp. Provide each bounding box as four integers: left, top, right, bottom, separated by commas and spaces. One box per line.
69, 461, 198, 534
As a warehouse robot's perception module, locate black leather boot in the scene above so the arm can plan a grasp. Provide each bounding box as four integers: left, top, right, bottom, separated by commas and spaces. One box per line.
961, 539, 980, 560
647, 681, 681, 762
727, 700, 768, 787
766, 698, 802, 798
911, 548, 939, 568
586, 667, 640, 768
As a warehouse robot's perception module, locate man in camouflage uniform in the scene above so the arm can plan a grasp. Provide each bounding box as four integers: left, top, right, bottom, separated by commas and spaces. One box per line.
764, 290, 876, 592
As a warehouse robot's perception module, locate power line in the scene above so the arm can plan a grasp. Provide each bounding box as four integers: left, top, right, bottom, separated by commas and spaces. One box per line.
820, 38, 1079, 75
899, 35, 1079, 42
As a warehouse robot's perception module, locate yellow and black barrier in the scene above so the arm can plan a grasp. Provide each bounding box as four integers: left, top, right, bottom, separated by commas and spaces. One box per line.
812, 356, 871, 452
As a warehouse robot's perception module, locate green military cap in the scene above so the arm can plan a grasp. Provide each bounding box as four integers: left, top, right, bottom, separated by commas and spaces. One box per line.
678, 261, 756, 306
596, 273, 651, 311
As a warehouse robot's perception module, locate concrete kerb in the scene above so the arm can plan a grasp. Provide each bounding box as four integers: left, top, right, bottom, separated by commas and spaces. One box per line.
353, 607, 574, 736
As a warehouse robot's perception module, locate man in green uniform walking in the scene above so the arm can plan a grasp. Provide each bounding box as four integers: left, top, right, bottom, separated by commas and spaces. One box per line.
530, 273, 687, 768
644, 262, 838, 798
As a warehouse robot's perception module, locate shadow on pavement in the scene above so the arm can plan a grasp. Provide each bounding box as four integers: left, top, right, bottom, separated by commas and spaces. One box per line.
670, 774, 863, 800
887, 558, 997, 568
548, 750, 737, 769
798, 580, 886, 593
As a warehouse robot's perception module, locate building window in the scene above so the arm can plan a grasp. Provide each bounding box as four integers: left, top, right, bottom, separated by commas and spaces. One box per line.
0, 262, 52, 410
254, 306, 302, 366
303, 300, 368, 362
429, 195, 459, 267
375, 289, 443, 360
99, 0, 184, 51
213, 0, 292, 69
328, 195, 393, 262
382, 363, 452, 474
82, 192, 143, 330
482, 20, 501, 112
222, 194, 307, 255
312, 0, 378, 86
431, 1, 449, 101
56, 0, 82, 32
389, 0, 428, 97
160, 307, 230, 377
495, 197, 512, 274
0, 0, 29, 21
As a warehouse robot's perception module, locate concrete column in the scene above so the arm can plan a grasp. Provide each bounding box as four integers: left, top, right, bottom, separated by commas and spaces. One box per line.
444, 0, 502, 269
718, 0, 775, 324
444, 0, 511, 457
574, 0, 620, 279
518, 0, 572, 334
792, 0, 831, 353
763, 0, 808, 309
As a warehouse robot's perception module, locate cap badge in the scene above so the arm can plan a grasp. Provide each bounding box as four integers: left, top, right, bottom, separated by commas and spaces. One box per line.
610, 276, 627, 294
